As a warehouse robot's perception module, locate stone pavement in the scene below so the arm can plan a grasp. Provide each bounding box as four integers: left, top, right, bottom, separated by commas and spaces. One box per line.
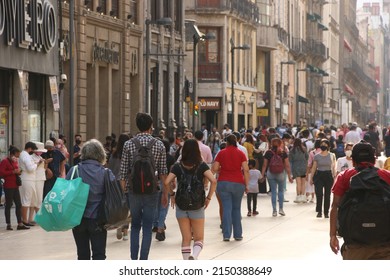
0, 181, 341, 260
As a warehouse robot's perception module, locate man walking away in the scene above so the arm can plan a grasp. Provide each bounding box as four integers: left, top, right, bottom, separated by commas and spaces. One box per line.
120, 113, 168, 260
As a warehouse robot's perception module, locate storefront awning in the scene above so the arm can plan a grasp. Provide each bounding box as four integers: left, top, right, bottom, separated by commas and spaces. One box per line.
298, 95, 310, 104
344, 39, 352, 52
318, 22, 328, 31
344, 84, 354, 95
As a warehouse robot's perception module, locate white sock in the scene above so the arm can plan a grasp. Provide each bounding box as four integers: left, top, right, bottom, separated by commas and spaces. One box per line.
192, 241, 203, 259
181, 246, 191, 260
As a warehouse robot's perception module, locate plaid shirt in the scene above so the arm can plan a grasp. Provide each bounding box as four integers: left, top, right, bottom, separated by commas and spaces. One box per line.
119, 133, 168, 190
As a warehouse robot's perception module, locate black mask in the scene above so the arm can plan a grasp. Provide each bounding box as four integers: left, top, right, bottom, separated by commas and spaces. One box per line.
320, 146, 328, 151
76, 140, 81, 145
28, 151, 34, 155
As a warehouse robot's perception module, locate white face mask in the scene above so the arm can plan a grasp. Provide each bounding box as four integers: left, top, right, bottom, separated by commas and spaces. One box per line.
345, 150, 352, 158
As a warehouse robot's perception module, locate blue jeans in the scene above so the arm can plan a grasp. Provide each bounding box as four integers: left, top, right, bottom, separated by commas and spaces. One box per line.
266, 171, 286, 211
217, 181, 245, 240
128, 192, 159, 260
153, 190, 170, 229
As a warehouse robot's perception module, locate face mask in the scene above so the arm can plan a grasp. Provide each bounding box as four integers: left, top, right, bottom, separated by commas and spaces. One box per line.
28, 151, 34, 155
56, 145, 62, 149
76, 140, 82, 145
345, 150, 352, 157
320, 146, 328, 151
35, 152, 43, 156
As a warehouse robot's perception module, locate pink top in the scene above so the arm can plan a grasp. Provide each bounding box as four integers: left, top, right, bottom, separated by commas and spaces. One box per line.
197, 140, 213, 164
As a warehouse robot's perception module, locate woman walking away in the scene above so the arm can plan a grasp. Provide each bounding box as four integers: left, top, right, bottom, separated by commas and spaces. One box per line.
164, 139, 216, 260
289, 138, 309, 203
261, 138, 294, 217
108, 133, 131, 241
0, 146, 29, 230
310, 139, 336, 218
212, 134, 249, 241
67, 139, 115, 260
247, 159, 262, 216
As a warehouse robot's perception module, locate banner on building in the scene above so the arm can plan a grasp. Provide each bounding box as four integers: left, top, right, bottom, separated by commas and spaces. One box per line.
18, 70, 29, 110
49, 76, 60, 112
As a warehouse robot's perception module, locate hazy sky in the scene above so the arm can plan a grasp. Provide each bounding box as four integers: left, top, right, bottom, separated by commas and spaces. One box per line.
356, 0, 380, 8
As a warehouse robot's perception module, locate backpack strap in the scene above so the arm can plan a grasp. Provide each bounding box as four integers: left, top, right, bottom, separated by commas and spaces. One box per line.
131, 137, 141, 149
146, 138, 158, 150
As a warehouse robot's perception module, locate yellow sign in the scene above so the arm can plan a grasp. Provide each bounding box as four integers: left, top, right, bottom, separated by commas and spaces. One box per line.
257, 108, 269, 117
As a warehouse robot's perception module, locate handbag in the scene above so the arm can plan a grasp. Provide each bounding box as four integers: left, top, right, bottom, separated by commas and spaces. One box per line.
34, 165, 90, 231
98, 169, 129, 229
8, 158, 21, 187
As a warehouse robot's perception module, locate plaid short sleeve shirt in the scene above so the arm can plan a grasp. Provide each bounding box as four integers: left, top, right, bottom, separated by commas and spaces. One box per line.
119, 133, 168, 189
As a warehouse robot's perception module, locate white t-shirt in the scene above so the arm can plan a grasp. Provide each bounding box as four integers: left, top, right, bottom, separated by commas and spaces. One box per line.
19, 151, 37, 181
345, 130, 362, 144
248, 169, 262, 193
336, 157, 353, 173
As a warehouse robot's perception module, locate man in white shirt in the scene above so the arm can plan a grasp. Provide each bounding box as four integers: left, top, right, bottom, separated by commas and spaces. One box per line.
194, 130, 213, 164
301, 129, 314, 151
233, 132, 249, 160
352, 122, 363, 139
345, 125, 362, 144
19, 141, 41, 226
336, 143, 354, 175
201, 123, 208, 144
222, 124, 232, 139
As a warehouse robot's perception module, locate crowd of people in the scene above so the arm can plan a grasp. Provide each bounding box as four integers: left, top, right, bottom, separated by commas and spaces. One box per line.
2, 117, 390, 260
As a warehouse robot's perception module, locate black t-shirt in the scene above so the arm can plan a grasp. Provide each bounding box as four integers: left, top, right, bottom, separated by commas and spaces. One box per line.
166, 154, 175, 173
171, 162, 209, 182
42, 150, 66, 178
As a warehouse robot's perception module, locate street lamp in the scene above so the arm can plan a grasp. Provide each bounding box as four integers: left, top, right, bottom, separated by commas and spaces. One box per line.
145, 17, 173, 113
230, 38, 250, 131
192, 29, 215, 130
279, 60, 295, 126
295, 68, 309, 124
321, 81, 333, 125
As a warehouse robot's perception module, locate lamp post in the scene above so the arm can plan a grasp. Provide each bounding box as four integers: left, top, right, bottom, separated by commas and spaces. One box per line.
192, 30, 215, 130
279, 60, 295, 126
295, 68, 309, 125
230, 38, 250, 131
321, 81, 333, 125
145, 17, 173, 113
69, 0, 74, 166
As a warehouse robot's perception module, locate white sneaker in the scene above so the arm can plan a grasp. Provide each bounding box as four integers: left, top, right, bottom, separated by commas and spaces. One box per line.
122, 233, 128, 241
310, 197, 315, 203
300, 195, 307, 203
294, 196, 300, 203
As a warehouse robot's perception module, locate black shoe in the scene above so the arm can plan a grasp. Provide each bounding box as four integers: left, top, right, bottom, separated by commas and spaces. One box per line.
6, 225, 13, 230
316, 212, 322, 218
155, 231, 166, 241
23, 222, 34, 227
152, 226, 158, 233
324, 214, 329, 218
17, 224, 30, 230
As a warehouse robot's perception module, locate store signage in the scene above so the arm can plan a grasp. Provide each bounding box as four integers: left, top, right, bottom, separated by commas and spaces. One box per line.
199, 98, 221, 110
0, 0, 57, 53
93, 41, 120, 65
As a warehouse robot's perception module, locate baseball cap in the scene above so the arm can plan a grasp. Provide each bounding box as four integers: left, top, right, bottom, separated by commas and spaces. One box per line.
45, 140, 55, 148
351, 141, 376, 162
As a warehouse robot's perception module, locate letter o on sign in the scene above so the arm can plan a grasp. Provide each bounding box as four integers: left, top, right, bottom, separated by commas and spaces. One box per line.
43, 1, 57, 52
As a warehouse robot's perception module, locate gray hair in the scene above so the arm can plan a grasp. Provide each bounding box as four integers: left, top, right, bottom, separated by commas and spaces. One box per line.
80, 139, 106, 164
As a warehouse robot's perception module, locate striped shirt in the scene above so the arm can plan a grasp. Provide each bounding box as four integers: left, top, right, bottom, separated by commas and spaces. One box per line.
119, 133, 168, 189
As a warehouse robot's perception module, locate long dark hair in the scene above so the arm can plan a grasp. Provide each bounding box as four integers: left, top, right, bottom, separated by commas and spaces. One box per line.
181, 139, 202, 166
112, 133, 131, 159
292, 138, 305, 153
8, 145, 20, 156
226, 134, 237, 147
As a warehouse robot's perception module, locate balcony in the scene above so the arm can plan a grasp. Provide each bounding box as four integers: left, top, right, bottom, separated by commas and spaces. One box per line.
195, 0, 259, 24
257, 25, 278, 50
198, 62, 222, 82
278, 27, 289, 46
307, 39, 328, 61
290, 37, 307, 59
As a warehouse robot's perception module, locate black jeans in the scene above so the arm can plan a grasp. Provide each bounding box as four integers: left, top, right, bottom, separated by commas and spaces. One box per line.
4, 188, 22, 225
247, 193, 258, 212
72, 217, 107, 260
313, 170, 334, 215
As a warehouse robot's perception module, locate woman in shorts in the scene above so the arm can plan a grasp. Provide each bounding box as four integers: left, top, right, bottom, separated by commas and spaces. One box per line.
288, 138, 309, 203
164, 139, 216, 260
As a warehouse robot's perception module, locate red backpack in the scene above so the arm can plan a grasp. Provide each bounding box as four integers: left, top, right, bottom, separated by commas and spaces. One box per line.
268, 150, 285, 174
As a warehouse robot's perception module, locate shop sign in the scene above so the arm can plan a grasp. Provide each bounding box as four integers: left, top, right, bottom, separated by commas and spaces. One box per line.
256, 108, 269, 117
92, 40, 120, 65
49, 76, 59, 111
0, 0, 57, 53
199, 98, 221, 110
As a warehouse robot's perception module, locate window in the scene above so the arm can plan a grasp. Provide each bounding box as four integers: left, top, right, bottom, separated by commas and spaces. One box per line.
174, 0, 182, 33
198, 27, 221, 82
111, 0, 119, 18
130, 0, 138, 24
151, 0, 160, 21
98, 0, 107, 14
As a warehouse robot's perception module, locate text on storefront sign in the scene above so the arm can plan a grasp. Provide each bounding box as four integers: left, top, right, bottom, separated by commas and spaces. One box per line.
0, 0, 57, 53
93, 41, 120, 65
199, 98, 221, 110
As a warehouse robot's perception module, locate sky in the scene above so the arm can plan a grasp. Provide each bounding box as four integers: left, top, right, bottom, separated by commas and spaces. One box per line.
356, 0, 379, 8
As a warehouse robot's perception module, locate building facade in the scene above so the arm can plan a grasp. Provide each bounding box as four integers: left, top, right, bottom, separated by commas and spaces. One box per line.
0, 0, 59, 158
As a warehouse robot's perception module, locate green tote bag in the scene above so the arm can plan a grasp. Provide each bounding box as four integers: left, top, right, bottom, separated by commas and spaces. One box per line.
35, 166, 90, 231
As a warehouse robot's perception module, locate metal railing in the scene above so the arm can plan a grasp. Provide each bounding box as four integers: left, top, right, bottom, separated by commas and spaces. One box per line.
198, 62, 222, 82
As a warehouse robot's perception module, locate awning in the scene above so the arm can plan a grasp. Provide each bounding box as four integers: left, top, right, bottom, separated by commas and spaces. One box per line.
313, 13, 322, 20
344, 84, 354, 95
307, 13, 316, 21
298, 95, 310, 104
344, 38, 352, 52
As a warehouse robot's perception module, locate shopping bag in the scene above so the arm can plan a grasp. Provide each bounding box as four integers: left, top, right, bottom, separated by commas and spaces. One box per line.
34, 166, 90, 231
99, 169, 129, 229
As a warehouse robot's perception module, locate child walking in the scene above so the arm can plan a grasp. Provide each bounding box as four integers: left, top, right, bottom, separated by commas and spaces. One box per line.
247, 159, 262, 216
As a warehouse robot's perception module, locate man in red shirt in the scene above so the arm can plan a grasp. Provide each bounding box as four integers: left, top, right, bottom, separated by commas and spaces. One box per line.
329, 141, 390, 259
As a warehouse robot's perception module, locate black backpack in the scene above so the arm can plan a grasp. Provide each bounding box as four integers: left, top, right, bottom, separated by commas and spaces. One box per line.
129, 138, 159, 194
337, 166, 390, 245
175, 164, 205, 211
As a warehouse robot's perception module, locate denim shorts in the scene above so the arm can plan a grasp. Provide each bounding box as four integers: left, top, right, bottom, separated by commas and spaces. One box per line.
175, 206, 205, 219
